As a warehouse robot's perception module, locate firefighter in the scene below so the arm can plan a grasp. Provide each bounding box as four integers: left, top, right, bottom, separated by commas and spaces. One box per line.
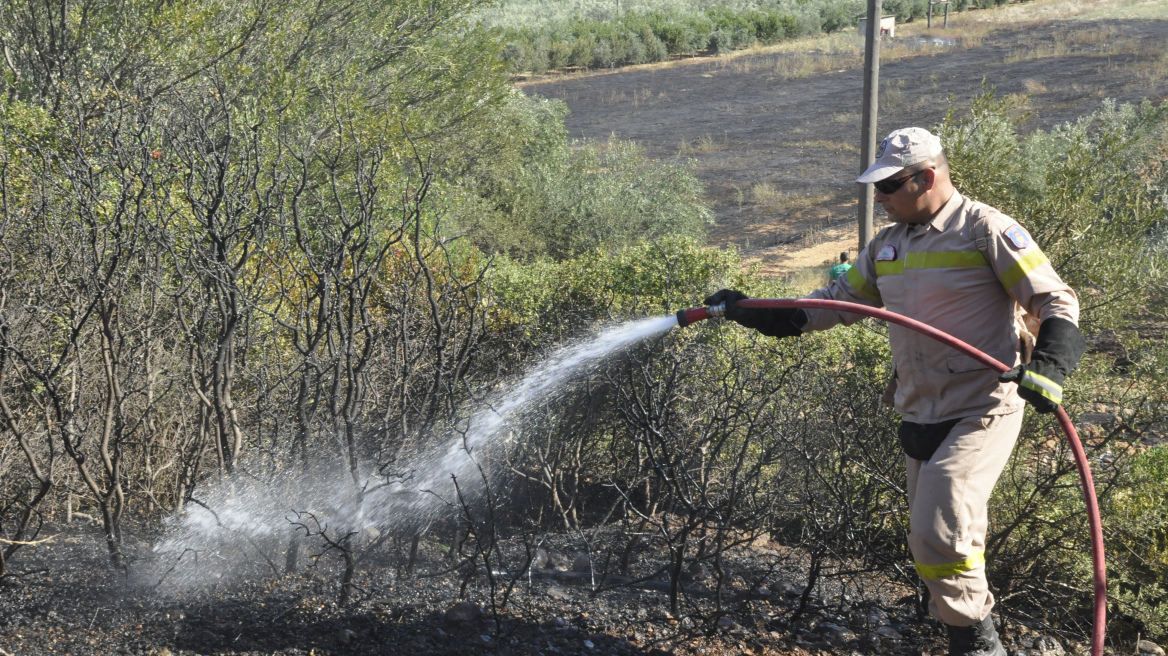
706, 127, 1085, 656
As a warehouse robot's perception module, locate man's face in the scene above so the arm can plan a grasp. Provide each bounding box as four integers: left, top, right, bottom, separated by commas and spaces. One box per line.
874, 168, 935, 224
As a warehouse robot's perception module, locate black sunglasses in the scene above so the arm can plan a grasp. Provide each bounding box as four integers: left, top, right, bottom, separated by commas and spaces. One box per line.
873, 169, 926, 195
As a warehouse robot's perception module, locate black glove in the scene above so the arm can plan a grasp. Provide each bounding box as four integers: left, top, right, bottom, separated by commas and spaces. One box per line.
998, 317, 1087, 413
703, 289, 807, 339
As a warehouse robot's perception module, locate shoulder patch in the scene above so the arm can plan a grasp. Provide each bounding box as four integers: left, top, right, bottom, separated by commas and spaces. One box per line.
1004, 225, 1031, 250
876, 244, 897, 261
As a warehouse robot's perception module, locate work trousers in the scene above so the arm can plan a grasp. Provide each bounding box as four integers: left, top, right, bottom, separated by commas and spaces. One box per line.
905, 410, 1024, 626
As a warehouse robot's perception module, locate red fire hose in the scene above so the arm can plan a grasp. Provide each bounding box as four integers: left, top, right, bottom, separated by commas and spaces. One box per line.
677, 298, 1106, 656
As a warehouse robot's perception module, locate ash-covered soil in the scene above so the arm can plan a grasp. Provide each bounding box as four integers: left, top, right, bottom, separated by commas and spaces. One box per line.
0, 520, 1088, 656
523, 18, 1168, 261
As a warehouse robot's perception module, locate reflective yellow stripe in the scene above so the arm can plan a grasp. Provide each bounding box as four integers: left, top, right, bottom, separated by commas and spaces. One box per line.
1021, 370, 1062, 404
846, 265, 882, 304
999, 250, 1049, 290
908, 251, 989, 269
875, 251, 989, 277
914, 549, 986, 579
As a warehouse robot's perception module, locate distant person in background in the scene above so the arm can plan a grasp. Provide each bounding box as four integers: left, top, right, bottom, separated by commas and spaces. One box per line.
829, 252, 852, 281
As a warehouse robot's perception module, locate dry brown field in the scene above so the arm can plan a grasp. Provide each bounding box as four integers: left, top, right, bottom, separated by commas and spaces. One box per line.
521, 0, 1168, 284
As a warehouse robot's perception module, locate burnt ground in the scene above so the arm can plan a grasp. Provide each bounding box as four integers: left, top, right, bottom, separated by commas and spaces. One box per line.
522, 17, 1168, 274
0, 518, 1086, 656
0, 519, 925, 656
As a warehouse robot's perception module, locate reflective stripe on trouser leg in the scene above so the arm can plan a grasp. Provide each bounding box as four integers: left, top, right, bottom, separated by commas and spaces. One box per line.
905, 410, 1024, 626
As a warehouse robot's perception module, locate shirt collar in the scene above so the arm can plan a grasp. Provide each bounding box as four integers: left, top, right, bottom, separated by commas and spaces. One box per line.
922, 190, 963, 233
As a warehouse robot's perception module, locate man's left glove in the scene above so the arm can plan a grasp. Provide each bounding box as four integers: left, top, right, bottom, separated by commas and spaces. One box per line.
703, 289, 807, 338
999, 317, 1087, 413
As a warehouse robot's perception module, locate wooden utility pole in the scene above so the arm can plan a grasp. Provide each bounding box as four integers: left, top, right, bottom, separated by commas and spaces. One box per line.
858, 0, 883, 252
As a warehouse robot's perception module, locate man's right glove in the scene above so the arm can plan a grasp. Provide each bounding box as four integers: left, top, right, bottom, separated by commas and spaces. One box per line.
703, 289, 807, 339
998, 317, 1087, 413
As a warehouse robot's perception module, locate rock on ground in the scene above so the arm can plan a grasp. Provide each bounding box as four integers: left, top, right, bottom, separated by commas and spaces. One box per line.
1140, 640, 1166, 656
445, 601, 483, 624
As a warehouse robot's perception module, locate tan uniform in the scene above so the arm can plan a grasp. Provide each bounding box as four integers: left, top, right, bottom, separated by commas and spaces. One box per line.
799, 191, 1079, 625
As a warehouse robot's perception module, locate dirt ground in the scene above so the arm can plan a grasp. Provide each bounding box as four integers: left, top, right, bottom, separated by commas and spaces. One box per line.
1, 520, 959, 656
522, 14, 1168, 278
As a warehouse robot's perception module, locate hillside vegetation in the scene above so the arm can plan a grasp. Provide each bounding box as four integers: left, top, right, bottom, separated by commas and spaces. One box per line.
1, 0, 1168, 652
482, 0, 1013, 74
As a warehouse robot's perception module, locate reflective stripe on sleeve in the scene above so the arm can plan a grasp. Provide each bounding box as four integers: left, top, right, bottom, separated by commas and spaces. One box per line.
1020, 370, 1062, 404
914, 549, 986, 579
875, 251, 989, 277
999, 250, 1050, 290
846, 265, 883, 304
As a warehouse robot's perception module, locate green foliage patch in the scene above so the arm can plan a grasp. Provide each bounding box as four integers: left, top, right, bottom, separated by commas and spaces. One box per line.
425, 90, 714, 259
496, 5, 823, 73
485, 0, 1029, 74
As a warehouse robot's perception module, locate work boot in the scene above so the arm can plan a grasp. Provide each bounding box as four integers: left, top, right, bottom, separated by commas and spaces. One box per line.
947, 614, 1006, 656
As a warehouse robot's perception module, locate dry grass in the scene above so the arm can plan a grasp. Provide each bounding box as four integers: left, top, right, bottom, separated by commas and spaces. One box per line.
1003, 28, 1145, 64
751, 181, 782, 204
936, 0, 1164, 25
784, 263, 837, 295
1022, 78, 1048, 94
602, 87, 656, 106
1138, 49, 1168, 83
745, 227, 859, 286
770, 51, 861, 80
731, 26, 979, 82
678, 133, 719, 156
832, 112, 861, 125
733, 30, 861, 60
751, 184, 834, 213
796, 216, 847, 248
880, 78, 907, 112
1002, 92, 1033, 112
1003, 41, 1070, 64
782, 140, 861, 154
1064, 24, 1119, 44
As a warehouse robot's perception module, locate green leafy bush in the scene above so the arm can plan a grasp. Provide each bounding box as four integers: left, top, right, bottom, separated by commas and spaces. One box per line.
489, 235, 741, 340
498, 6, 803, 72
488, 0, 1019, 73
1108, 444, 1168, 642
881, 0, 930, 22
450, 92, 713, 259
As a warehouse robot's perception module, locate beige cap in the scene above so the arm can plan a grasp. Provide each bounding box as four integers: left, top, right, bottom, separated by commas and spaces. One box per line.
857, 127, 943, 183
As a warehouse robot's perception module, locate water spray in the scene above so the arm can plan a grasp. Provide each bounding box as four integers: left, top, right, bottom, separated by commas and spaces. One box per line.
147, 315, 682, 596
677, 298, 1107, 656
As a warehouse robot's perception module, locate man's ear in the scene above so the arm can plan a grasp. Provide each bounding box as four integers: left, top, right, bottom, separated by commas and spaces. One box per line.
918, 168, 937, 191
